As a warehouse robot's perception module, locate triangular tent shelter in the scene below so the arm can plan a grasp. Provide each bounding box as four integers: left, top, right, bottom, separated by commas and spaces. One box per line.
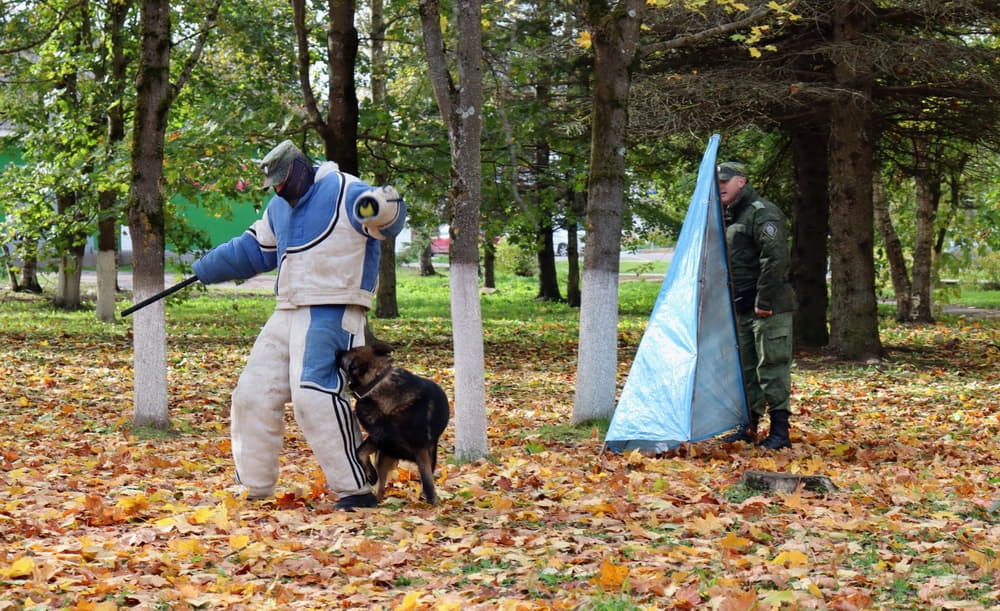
605, 134, 748, 453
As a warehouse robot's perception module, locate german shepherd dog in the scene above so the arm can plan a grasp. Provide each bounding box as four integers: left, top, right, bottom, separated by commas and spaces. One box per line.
336, 342, 450, 505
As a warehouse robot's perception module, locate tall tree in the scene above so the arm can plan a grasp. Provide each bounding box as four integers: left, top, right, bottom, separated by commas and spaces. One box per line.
370, 0, 399, 319
630, 0, 1000, 357
419, 0, 488, 462
873, 167, 912, 321
129, 0, 220, 428
572, 0, 645, 423
908, 135, 939, 322
0, 0, 123, 311
129, 0, 173, 428
94, 0, 133, 322
290, 0, 359, 172
825, 0, 879, 359
788, 122, 830, 347
51, 10, 88, 311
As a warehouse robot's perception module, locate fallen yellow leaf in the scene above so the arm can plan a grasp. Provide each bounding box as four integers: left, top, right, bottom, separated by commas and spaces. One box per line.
770, 550, 809, 568
394, 590, 425, 611
229, 534, 250, 550
0, 556, 35, 579
594, 558, 629, 589
720, 531, 751, 551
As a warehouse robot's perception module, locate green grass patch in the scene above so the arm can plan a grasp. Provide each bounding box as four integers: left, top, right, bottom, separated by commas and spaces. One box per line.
522, 418, 611, 443
951, 287, 1000, 309
576, 593, 644, 611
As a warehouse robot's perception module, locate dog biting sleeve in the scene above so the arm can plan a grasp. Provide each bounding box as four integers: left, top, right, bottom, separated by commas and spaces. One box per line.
299, 305, 352, 395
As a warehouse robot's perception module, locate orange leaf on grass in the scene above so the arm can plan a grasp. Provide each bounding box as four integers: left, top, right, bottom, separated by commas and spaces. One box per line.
719, 531, 752, 551
594, 558, 629, 590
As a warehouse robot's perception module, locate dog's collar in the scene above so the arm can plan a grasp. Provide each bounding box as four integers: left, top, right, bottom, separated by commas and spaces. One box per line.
351, 367, 394, 400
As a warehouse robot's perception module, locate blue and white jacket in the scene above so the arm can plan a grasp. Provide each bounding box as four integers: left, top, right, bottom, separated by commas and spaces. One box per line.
193, 162, 406, 310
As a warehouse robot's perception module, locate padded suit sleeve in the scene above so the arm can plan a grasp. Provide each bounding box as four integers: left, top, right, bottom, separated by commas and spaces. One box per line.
753, 206, 790, 312
348, 185, 407, 240
192, 213, 278, 285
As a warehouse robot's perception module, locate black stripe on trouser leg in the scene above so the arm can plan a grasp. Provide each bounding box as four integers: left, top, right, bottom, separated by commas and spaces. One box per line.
332, 392, 367, 490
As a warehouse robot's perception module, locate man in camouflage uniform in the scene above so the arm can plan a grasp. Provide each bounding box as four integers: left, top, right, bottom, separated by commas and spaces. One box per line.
717, 162, 797, 449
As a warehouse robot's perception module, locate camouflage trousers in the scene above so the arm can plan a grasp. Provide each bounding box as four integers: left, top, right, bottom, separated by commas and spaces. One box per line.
736, 310, 793, 418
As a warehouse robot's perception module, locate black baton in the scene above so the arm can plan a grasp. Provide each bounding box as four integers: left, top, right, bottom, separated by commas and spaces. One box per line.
121, 276, 199, 317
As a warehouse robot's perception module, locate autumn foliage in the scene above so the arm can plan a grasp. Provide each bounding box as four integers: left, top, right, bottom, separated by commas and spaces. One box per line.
1, 280, 998, 610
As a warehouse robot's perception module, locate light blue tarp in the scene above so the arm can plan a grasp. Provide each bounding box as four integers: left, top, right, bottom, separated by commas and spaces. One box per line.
605, 134, 748, 453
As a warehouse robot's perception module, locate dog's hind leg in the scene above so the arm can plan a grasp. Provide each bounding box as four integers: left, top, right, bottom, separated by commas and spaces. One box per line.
412, 447, 438, 505
356, 438, 378, 485
374, 453, 398, 502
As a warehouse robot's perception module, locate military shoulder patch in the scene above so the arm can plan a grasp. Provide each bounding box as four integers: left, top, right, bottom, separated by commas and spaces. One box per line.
762, 222, 779, 239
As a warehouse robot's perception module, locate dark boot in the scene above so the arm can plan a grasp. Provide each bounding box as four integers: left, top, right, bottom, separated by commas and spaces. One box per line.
758, 410, 791, 450
722, 412, 759, 443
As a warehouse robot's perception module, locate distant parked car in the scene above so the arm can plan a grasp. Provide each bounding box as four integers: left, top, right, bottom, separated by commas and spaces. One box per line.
430, 236, 450, 255
429, 234, 502, 255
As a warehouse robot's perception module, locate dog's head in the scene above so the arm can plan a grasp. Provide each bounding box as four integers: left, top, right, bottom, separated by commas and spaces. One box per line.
336, 341, 395, 392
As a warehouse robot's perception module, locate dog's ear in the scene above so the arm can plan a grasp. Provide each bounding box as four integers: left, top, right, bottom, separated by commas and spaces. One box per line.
370, 341, 395, 356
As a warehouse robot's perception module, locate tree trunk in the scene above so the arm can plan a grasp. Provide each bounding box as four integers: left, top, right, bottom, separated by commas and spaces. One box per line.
96, 200, 120, 322
129, 0, 172, 430
534, 116, 560, 302
827, 0, 881, 360
4, 244, 17, 290
788, 122, 829, 347
324, 0, 359, 173
910, 137, 939, 322
95, 249, 118, 319
54, 192, 86, 310
55, 247, 85, 310
565, 193, 584, 307
873, 169, 912, 321
536, 224, 561, 301
292, 0, 359, 173
370, 0, 400, 319
419, 0, 488, 462
572, 0, 644, 423
19, 251, 42, 293
95, 0, 130, 323
418, 244, 436, 276
936, 159, 967, 275
483, 238, 496, 289
375, 240, 400, 318
128, 0, 216, 428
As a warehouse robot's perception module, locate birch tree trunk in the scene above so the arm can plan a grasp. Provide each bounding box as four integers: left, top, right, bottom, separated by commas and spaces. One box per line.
129, 0, 172, 429
128, 0, 219, 428
55, 247, 84, 310
419, 0, 488, 462
95, 0, 131, 323
572, 0, 644, 423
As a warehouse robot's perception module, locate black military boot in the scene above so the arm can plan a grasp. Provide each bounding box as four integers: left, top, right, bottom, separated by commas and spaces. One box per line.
758, 410, 791, 450
722, 412, 759, 443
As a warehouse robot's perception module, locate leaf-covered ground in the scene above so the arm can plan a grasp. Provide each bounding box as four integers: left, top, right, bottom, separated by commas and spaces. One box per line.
1, 285, 998, 610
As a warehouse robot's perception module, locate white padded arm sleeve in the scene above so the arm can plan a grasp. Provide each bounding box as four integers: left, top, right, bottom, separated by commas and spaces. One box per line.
354, 186, 404, 240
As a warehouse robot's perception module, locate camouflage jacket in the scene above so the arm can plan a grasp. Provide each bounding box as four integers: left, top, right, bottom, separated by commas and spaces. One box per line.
724, 184, 797, 314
